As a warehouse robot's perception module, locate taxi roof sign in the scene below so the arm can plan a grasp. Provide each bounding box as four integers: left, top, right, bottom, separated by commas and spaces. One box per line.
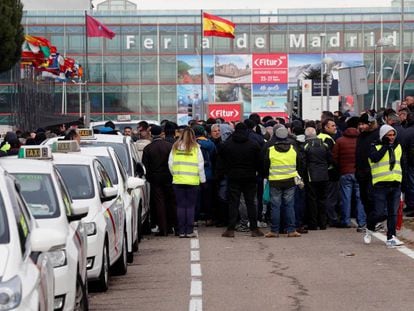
78, 128, 95, 139
52, 140, 81, 153
18, 146, 52, 159
117, 114, 131, 121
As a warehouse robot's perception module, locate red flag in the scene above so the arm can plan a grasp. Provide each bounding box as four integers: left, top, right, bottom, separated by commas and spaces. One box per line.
86, 14, 115, 39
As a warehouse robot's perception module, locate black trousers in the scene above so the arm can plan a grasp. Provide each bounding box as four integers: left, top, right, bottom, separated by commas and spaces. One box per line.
227, 180, 258, 230
306, 181, 328, 229
150, 183, 177, 234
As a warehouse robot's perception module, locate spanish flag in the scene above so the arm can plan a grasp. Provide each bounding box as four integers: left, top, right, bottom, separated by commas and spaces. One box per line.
203, 12, 235, 39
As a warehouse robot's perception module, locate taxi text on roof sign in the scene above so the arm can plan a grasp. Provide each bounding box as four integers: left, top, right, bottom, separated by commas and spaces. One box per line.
18, 146, 52, 159
52, 140, 81, 153
78, 128, 95, 139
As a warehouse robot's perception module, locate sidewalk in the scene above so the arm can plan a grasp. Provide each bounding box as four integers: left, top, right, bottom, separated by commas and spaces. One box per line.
399, 217, 414, 246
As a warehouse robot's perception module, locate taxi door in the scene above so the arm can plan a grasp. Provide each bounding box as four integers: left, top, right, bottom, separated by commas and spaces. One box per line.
93, 160, 124, 263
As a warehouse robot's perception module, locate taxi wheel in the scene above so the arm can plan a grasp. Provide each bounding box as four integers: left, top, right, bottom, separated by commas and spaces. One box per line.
111, 231, 128, 276
74, 274, 89, 311
94, 240, 109, 292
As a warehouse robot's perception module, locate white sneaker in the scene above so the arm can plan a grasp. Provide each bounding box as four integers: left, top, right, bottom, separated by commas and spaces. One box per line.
363, 229, 372, 244
386, 236, 404, 248
151, 225, 159, 233
186, 232, 197, 238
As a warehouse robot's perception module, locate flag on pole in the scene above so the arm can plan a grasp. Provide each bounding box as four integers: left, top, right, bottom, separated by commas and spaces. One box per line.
86, 14, 116, 39
203, 12, 235, 38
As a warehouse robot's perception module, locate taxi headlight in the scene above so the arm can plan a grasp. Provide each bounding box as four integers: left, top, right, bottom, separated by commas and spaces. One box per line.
48, 250, 67, 268
0, 276, 21, 310
84, 222, 97, 236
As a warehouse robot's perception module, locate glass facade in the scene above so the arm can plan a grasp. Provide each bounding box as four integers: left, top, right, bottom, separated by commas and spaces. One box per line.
2, 8, 414, 124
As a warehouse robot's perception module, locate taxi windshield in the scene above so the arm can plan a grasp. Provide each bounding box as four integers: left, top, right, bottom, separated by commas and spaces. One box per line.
13, 173, 60, 219
55, 165, 95, 200
97, 156, 118, 185
0, 193, 9, 244
81, 142, 131, 176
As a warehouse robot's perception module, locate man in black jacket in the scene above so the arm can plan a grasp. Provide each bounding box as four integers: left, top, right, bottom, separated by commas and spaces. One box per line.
142, 125, 176, 236
303, 127, 332, 230
219, 122, 264, 238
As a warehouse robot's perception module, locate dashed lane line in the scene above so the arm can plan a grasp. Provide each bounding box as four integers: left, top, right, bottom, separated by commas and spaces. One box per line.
189, 230, 203, 311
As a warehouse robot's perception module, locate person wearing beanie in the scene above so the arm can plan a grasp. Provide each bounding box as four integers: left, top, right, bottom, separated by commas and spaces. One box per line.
219, 121, 264, 238
364, 125, 404, 247
143, 125, 176, 236
0, 131, 21, 157
332, 117, 366, 231
263, 124, 301, 238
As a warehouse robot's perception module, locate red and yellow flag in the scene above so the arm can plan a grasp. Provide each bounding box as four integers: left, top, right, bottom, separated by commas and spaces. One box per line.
203, 12, 235, 39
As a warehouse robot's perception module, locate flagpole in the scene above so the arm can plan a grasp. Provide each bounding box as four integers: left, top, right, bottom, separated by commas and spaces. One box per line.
101, 39, 104, 121
200, 10, 205, 120
84, 10, 91, 127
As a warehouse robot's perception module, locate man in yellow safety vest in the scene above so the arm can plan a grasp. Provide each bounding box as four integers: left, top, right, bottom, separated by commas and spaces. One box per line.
364, 124, 404, 248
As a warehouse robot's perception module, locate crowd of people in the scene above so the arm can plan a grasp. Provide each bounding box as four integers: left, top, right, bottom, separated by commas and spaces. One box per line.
1, 97, 414, 247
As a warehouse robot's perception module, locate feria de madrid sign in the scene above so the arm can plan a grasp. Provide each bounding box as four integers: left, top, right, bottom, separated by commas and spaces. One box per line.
125, 31, 398, 50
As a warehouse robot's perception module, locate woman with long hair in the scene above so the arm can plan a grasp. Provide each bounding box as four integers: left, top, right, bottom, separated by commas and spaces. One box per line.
168, 127, 206, 238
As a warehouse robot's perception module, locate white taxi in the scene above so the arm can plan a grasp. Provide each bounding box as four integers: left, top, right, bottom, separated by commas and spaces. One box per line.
0, 146, 89, 310
50, 141, 127, 292
79, 146, 144, 263
80, 133, 150, 241
0, 166, 66, 311
44, 131, 150, 244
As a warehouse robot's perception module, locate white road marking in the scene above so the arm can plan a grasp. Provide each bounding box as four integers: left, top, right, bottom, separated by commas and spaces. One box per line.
191, 239, 199, 249
189, 229, 203, 311
191, 250, 200, 262
190, 280, 202, 296
191, 263, 202, 277
370, 228, 414, 259
189, 298, 203, 311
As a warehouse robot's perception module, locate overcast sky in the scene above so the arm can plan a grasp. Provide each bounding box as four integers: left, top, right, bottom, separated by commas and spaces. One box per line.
94, 0, 393, 10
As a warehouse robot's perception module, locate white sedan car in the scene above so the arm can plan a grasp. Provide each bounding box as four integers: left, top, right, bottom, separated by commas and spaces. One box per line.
80, 146, 144, 263
1, 150, 89, 311
51, 144, 127, 292
0, 166, 66, 311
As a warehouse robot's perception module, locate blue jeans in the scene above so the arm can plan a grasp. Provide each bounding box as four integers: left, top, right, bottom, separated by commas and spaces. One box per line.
340, 174, 366, 227
270, 186, 296, 233
368, 184, 401, 240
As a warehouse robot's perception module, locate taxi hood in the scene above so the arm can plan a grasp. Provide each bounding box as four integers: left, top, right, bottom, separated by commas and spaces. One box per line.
0, 245, 9, 278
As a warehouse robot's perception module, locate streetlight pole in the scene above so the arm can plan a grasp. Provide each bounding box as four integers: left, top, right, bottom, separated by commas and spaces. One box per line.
320, 33, 326, 113
323, 57, 334, 112
373, 38, 393, 111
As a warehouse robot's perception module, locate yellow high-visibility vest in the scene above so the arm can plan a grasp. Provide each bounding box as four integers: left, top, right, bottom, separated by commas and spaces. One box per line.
268, 145, 297, 181
0, 142, 10, 152
172, 147, 200, 185
369, 144, 402, 185
317, 133, 335, 145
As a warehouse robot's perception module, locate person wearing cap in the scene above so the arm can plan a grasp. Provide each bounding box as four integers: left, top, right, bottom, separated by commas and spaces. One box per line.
364, 125, 404, 247
168, 127, 206, 238
264, 126, 301, 238
219, 122, 264, 238
333, 117, 366, 231
355, 113, 379, 223
143, 125, 176, 236
303, 127, 332, 230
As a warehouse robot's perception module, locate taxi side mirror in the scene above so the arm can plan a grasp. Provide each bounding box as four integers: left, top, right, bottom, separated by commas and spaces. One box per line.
31, 228, 66, 252
135, 163, 146, 178
102, 186, 117, 201
68, 202, 89, 222
127, 177, 144, 190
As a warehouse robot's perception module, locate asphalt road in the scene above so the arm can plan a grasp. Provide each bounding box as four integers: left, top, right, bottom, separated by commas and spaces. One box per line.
89, 226, 414, 311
